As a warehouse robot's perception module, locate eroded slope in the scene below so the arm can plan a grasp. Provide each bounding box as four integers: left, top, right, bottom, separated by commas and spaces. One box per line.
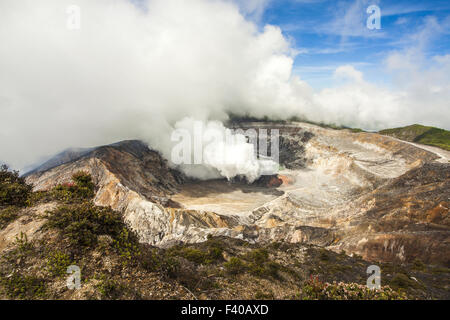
25, 122, 449, 266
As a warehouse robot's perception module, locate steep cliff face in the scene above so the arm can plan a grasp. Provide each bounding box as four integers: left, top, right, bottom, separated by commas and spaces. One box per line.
25, 140, 238, 246
25, 123, 450, 265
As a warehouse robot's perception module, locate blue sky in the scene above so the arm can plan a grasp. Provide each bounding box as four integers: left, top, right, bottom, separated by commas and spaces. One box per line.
253, 0, 450, 88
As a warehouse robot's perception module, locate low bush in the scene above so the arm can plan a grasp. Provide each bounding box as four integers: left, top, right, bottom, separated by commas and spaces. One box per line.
390, 273, 423, 290
169, 245, 224, 265
300, 275, 407, 300
96, 275, 126, 300
0, 206, 20, 229
0, 165, 32, 207
0, 272, 47, 299
46, 251, 73, 277
113, 228, 141, 264
50, 171, 95, 202
45, 202, 125, 247
224, 257, 246, 275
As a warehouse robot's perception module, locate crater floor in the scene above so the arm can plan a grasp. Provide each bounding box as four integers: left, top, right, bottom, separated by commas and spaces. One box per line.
171, 179, 283, 215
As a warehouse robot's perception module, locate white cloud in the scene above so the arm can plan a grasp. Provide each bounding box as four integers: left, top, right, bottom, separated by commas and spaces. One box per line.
395, 17, 409, 25
334, 65, 364, 82
231, 0, 271, 22
0, 0, 448, 178
0, 0, 295, 173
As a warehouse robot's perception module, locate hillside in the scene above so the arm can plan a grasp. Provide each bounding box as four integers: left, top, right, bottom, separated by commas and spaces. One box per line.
2, 121, 449, 300
23, 123, 449, 264
379, 124, 450, 151
1, 169, 448, 299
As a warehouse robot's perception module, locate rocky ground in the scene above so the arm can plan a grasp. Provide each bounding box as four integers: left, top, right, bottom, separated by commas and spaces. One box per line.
1, 197, 448, 299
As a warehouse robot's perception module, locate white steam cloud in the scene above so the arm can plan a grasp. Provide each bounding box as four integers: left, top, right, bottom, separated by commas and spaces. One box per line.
0, 0, 449, 179
171, 118, 278, 182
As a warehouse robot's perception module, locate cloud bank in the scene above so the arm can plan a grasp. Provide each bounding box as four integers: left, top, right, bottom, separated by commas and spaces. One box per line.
0, 0, 449, 179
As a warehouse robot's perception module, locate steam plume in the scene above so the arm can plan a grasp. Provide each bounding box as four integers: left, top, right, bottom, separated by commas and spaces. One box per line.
0, 0, 448, 180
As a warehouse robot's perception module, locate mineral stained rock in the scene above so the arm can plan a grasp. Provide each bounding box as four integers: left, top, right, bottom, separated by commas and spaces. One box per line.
26, 122, 450, 265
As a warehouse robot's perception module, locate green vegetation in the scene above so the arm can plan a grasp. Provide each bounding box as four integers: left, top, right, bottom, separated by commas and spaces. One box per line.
0, 165, 32, 207
95, 275, 127, 300
0, 168, 96, 230
222, 248, 282, 279
14, 232, 33, 254
0, 206, 20, 229
0, 171, 446, 300
168, 245, 224, 265
113, 228, 141, 264
0, 232, 48, 299
379, 124, 450, 151
46, 250, 73, 277
0, 273, 47, 299
390, 273, 423, 290
299, 276, 407, 300
224, 257, 246, 275
45, 203, 126, 247
48, 171, 95, 203
38, 172, 127, 249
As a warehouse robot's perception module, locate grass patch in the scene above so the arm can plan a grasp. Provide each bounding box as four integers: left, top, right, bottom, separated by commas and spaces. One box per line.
379, 124, 450, 151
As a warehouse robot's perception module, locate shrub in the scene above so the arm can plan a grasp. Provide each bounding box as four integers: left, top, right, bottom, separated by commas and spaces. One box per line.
168, 244, 224, 265
0, 232, 34, 269
50, 171, 95, 202
224, 257, 246, 275
390, 273, 422, 290
412, 258, 426, 271
45, 202, 125, 247
244, 249, 281, 278
14, 231, 33, 254
0, 165, 32, 207
157, 255, 180, 279
46, 251, 73, 277
245, 249, 269, 264
300, 275, 407, 300
113, 228, 141, 264
96, 275, 126, 300
319, 249, 330, 261
0, 272, 47, 299
264, 261, 281, 278
254, 289, 275, 300
0, 206, 20, 229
